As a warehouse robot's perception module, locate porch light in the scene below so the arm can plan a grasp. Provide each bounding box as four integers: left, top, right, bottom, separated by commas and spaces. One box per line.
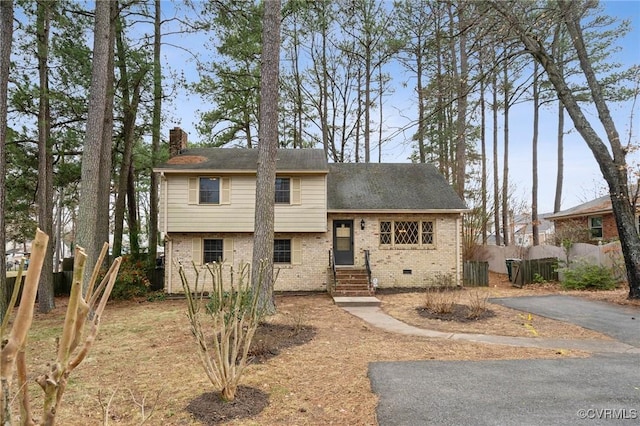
360, 219, 365, 230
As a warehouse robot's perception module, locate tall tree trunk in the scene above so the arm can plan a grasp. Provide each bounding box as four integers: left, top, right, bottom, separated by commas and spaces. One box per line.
454, 2, 468, 198
416, 33, 426, 164
76, 0, 113, 288
127, 163, 140, 256
492, 68, 501, 246
532, 61, 540, 246
378, 66, 383, 163
252, 0, 281, 314
552, 23, 565, 213
113, 15, 144, 257
320, 1, 330, 160
36, 0, 55, 312
501, 55, 510, 246
364, 43, 371, 163
479, 58, 487, 244
355, 68, 362, 162
554, 102, 565, 213
0, 0, 13, 321
98, 1, 116, 262
149, 0, 162, 263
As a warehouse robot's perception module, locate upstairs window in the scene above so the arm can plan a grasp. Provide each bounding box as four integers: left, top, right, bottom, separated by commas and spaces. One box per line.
589, 216, 603, 239
275, 177, 290, 204
199, 177, 220, 204
189, 177, 230, 205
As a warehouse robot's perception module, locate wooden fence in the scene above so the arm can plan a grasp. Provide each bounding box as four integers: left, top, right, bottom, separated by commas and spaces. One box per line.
509, 257, 558, 287
463, 261, 489, 287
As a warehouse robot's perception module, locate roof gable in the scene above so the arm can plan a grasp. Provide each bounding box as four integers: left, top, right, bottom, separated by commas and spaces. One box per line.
327, 163, 467, 211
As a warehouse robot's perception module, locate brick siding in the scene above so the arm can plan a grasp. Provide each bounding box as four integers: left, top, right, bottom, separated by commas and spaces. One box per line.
164, 213, 463, 293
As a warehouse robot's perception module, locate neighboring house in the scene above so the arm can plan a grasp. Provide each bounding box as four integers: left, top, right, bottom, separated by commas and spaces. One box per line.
155, 128, 468, 293
546, 195, 640, 242
513, 213, 555, 246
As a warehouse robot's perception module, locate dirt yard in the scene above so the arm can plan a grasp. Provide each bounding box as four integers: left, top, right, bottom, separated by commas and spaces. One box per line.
11, 273, 638, 425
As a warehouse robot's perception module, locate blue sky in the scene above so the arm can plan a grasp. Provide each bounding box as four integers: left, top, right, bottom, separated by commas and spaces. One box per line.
164, 0, 640, 215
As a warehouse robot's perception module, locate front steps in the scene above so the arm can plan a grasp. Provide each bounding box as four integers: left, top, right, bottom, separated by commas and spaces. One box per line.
330, 267, 379, 306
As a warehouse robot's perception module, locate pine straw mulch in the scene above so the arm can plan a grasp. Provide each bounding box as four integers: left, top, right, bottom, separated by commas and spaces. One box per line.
15, 273, 637, 425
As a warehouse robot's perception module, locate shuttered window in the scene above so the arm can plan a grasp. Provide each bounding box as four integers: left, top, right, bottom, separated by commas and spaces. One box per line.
188, 177, 231, 205
192, 237, 234, 265
203, 239, 223, 263
275, 177, 290, 204
273, 238, 301, 264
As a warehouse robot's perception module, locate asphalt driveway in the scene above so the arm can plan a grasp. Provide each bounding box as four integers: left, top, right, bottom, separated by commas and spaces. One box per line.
489, 295, 639, 346
369, 354, 640, 426
368, 295, 640, 425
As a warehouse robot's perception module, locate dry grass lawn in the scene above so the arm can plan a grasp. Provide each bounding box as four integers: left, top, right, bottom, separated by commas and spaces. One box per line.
8, 272, 638, 425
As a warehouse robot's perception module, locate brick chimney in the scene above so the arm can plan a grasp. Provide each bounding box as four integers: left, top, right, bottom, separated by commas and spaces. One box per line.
169, 127, 188, 157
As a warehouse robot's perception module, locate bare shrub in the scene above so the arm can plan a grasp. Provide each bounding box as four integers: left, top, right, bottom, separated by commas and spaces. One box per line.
423, 287, 459, 314
179, 261, 266, 402
1, 229, 122, 425
467, 290, 489, 319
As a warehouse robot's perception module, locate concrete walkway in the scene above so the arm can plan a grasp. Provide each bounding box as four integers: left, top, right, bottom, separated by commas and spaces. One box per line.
342, 305, 640, 354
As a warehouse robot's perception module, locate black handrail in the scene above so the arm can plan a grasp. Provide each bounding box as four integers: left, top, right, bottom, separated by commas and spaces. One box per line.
364, 249, 372, 291
329, 249, 336, 293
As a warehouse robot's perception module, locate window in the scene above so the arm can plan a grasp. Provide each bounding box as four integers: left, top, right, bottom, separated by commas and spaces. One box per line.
275, 177, 290, 204
203, 239, 223, 263
380, 220, 435, 246
189, 177, 230, 205
200, 177, 220, 204
395, 221, 419, 244
274, 239, 291, 263
422, 221, 434, 244
380, 221, 392, 244
589, 216, 603, 239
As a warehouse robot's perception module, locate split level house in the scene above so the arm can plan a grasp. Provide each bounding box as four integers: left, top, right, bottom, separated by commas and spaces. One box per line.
155, 128, 469, 294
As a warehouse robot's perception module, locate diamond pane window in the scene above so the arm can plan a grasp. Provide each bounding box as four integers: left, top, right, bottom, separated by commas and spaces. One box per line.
422, 221, 434, 244
394, 221, 419, 245
380, 221, 391, 245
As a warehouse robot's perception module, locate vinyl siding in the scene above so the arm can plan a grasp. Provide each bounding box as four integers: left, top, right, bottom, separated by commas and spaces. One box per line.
163, 174, 327, 232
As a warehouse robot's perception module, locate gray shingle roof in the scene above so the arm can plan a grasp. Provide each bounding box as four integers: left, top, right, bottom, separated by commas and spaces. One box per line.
327, 163, 467, 211
156, 148, 467, 212
155, 148, 328, 172
545, 195, 611, 220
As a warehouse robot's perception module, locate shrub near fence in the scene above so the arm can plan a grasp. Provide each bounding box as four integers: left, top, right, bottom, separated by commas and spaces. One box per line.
510, 257, 558, 287
463, 261, 489, 287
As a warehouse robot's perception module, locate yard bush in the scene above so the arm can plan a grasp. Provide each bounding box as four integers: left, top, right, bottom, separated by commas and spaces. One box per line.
108, 255, 151, 300
559, 260, 617, 291
424, 286, 459, 314
179, 261, 266, 402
